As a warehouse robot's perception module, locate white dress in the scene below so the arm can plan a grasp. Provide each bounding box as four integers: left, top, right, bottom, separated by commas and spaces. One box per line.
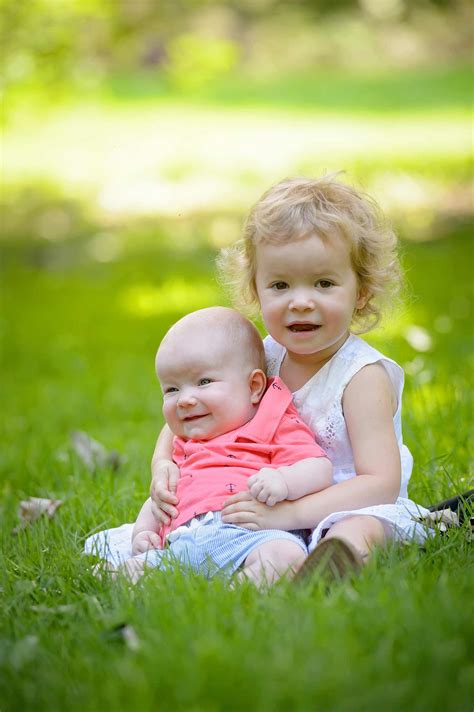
264, 334, 431, 549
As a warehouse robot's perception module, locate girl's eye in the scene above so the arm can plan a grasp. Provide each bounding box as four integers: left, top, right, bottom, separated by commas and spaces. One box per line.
271, 281, 289, 290
198, 378, 212, 386
164, 386, 178, 394
316, 280, 333, 289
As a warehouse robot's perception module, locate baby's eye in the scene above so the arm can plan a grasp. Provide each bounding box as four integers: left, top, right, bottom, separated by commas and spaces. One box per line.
198, 378, 212, 386
271, 281, 289, 290
164, 386, 179, 394
316, 279, 334, 289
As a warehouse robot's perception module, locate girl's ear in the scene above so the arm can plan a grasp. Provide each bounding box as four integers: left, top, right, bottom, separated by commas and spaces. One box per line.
355, 287, 370, 310
249, 369, 267, 404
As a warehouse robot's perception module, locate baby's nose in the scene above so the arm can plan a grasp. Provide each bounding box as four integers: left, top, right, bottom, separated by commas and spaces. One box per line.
178, 390, 198, 407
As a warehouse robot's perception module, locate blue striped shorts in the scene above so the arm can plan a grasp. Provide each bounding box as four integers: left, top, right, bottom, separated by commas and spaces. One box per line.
135, 512, 308, 579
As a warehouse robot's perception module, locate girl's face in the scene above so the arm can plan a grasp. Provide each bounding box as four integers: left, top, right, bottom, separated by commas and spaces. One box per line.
255, 233, 366, 362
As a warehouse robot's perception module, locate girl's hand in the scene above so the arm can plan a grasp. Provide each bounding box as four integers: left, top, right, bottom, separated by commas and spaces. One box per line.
221, 491, 292, 531
131, 530, 162, 555
150, 459, 180, 526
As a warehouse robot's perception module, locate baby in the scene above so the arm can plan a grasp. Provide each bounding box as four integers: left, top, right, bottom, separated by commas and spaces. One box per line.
122, 306, 332, 585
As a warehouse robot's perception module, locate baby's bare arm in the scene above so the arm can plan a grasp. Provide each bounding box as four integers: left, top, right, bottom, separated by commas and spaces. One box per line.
248, 457, 332, 507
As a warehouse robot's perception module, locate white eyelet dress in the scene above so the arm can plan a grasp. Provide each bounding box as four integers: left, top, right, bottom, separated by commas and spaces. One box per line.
264, 334, 431, 550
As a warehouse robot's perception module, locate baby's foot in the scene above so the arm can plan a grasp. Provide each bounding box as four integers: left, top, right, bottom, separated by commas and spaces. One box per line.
121, 557, 147, 585
92, 561, 119, 581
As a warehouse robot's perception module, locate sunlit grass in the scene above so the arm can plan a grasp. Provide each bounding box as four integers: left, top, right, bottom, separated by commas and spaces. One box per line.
3, 99, 471, 224
0, 226, 472, 712
3, 65, 471, 252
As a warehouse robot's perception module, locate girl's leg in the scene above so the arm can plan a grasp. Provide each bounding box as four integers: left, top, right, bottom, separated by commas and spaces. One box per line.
295, 515, 387, 584
237, 539, 306, 587
323, 514, 387, 563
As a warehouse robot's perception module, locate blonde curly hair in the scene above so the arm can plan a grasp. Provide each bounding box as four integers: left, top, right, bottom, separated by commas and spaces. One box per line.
217, 175, 401, 333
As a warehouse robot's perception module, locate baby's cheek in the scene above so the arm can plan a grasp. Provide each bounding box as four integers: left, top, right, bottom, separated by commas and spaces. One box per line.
162, 402, 177, 428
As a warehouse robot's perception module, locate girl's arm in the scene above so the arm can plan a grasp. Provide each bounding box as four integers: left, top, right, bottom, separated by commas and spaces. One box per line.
221, 364, 401, 530
274, 456, 333, 500
342, 362, 401, 500
150, 424, 180, 526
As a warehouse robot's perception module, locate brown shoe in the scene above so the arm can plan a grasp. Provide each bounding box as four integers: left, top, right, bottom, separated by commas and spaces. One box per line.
294, 537, 364, 584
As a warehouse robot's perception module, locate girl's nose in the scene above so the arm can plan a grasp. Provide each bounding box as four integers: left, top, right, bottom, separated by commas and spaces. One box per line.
289, 290, 316, 311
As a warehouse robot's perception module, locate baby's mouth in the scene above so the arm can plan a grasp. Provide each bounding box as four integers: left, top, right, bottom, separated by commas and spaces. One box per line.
288, 323, 320, 332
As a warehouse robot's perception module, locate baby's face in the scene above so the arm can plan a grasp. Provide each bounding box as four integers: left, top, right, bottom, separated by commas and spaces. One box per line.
157, 332, 260, 441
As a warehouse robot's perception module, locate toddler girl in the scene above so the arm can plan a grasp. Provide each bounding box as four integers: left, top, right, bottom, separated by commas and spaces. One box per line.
152, 176, 431, 577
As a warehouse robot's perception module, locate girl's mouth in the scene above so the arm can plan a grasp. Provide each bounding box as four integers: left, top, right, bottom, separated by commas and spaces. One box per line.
288, 324, 320, 332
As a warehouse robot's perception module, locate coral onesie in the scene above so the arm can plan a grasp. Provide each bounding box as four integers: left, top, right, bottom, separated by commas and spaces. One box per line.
162, 377, 326, 538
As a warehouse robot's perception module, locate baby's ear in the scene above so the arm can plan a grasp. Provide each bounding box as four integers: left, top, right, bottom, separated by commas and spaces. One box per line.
249, 369, 267, 404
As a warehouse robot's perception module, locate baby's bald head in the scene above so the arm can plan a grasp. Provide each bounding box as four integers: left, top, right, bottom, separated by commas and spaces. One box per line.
156, 307, 265, 377
156, 308, 267, 440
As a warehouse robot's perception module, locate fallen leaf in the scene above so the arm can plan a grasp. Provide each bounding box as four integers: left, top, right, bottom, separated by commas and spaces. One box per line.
70, 430, 123, 472
102, 623, 141, 651
13, 497, 63, 534
415, 508, 460, 532
121, 624, 141, 651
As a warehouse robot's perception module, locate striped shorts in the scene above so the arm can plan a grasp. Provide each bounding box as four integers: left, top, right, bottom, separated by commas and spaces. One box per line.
135, 511, 308, 578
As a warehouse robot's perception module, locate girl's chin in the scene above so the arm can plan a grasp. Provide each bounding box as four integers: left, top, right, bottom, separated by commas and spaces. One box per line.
284, 329, 350, 354
284, 336, 322, 353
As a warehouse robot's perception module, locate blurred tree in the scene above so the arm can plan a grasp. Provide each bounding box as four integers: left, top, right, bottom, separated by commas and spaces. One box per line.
165, 33, 239, 91
0, 0, 471, 108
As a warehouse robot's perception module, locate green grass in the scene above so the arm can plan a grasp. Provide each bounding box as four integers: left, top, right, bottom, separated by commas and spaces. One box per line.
0, 223, 473, 710
103, 63, 473, 114
3, 62, 471, 237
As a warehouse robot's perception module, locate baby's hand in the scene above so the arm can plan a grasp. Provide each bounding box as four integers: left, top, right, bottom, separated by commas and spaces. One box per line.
247, 467, 289, 507
131, 530, 162, 556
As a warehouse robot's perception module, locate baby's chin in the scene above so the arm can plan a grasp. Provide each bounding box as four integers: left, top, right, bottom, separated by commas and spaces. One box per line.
181, 424, 221, 441
182, 430, 223, 441
181, 421, 239, 441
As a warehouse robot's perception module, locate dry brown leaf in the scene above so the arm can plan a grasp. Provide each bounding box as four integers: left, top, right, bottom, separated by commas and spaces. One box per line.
70, 430, 123, 472
415, 508, 460, 532
12, 497, 63, 534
